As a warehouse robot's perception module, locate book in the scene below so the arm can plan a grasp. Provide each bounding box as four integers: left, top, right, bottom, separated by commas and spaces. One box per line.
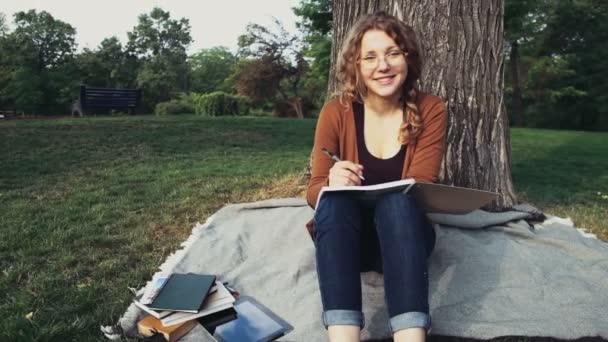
315, 178, 498, 214
133, 296, 167, 319
134, 282, 221, 319
145, 273, 216, 313
137, 315, 198, 342
214, 296, 293, 342
140, 274, 171, 305
160, 281, 236, 326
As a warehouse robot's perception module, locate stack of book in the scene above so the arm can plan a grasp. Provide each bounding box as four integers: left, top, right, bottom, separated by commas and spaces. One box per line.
134, 273, 237, 341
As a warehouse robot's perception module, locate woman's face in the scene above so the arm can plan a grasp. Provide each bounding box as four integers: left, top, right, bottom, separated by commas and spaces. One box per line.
358, 29, 407, 102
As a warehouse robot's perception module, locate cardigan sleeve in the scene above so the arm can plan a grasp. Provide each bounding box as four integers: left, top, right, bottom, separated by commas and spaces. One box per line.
405, 95, 448, 183
306, 99, 343, 208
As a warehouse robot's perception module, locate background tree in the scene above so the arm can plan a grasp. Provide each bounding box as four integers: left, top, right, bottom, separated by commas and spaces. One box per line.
502, 0, 608, 131
127, 7, 192, 110
328, 0, 516, 209
504, 0, 544, 127
189, 47, 238, 94
76, 37, 137, 89
528, 0, 608, 130
0, 13, 10, 109
293, 0, 333, 107
1, 10, 77, 114
235, 19, 309, 118
12, 10, 75, 71
0, 12, 7, 36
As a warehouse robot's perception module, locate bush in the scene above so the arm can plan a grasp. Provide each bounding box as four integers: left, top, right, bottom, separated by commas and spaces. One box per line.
194, 91, 250, 116
272, 98, 316, 118
109, 109, 129, 116
248, 108, 273, 117
154, 99, 195, 116
177, 92, 202, 109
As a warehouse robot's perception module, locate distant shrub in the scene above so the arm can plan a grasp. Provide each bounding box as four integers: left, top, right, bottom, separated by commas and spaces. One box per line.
194, 91, 250, 116
248, 108, 273, 117
109, 109, 129, 116
272, 98, 315, 118
178, 92, 203, 109
154, 99, 195, 116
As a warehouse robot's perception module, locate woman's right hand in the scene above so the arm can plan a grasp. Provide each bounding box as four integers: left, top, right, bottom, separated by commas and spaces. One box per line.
328, 161, 364, 186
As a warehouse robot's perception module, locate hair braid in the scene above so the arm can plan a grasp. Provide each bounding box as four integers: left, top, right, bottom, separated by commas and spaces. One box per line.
399, 88, 423, 145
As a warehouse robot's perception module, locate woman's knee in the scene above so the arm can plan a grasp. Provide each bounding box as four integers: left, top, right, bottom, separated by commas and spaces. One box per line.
314, 193, 361, 227
375, 192, 419, 215
375, 193, 421, 226
374, 193, 425, 239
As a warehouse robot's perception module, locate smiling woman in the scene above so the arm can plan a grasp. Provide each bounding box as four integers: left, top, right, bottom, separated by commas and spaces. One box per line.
306, 10, 447, 342
358, 30, 408, 104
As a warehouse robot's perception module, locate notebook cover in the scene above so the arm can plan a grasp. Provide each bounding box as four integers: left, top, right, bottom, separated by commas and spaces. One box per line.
410, 182, 498, 214
160, 281, 236, 326
149, 273, 216, 313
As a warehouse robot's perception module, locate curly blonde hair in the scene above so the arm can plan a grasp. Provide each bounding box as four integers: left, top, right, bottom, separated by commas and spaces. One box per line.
334, 11, 423, 145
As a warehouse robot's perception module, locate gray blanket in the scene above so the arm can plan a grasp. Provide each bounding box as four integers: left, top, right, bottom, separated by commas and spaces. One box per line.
108, 198, 608, 341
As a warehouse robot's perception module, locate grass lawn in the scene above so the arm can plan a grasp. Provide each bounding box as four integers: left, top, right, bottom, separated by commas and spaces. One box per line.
511, 128, 608, 239
1, 115, 606, 341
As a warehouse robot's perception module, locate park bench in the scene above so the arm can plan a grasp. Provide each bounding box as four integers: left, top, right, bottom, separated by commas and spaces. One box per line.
0, 111, 16, 119
72, 85, 142, 116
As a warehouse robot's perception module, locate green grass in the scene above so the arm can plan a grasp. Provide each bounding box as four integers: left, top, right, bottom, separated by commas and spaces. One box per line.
0, 116, 606, 341
511, 128, 608, 239
0, 115, 314, 341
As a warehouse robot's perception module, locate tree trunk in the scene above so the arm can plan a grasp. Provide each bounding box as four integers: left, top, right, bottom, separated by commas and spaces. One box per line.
509, 40, 524, 127
302, 0, 516, 209
291, 98, 304, 119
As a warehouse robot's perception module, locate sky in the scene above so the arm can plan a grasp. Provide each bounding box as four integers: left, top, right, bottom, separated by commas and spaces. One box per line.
0, 0, 301, 54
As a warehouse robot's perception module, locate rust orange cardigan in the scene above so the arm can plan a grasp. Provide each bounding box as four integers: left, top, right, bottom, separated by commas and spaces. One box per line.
306, 92, 448, 209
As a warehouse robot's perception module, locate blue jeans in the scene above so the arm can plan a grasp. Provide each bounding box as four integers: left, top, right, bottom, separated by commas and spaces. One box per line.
313, 192, 436, 333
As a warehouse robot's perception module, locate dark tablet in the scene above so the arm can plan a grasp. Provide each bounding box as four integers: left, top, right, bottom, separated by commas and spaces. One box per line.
214, 296, 293, 342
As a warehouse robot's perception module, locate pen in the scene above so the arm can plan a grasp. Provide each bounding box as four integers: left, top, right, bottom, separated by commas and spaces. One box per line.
321, 147, 365, 181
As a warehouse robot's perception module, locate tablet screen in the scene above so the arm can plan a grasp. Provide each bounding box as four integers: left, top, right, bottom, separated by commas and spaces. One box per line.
214, 297, 292, 342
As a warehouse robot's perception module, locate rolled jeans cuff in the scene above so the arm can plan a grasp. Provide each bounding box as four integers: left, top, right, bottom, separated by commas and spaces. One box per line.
390, 311, 431, 333
322, 310, 365, 329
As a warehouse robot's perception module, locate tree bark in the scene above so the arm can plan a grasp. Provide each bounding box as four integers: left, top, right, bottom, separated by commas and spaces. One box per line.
509, 40, 524, 127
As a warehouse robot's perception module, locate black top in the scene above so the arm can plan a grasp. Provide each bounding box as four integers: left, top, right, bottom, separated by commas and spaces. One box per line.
353, 101, 406, 186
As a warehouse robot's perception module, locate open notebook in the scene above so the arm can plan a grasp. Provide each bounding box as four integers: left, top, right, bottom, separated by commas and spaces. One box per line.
315, 179, 498, 214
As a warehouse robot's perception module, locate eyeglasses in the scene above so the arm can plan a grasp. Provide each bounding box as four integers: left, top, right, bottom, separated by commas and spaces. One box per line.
359, 50, 407, 69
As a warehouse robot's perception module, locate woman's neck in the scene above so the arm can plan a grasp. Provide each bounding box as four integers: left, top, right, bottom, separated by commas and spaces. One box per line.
364, 93, 402, 117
